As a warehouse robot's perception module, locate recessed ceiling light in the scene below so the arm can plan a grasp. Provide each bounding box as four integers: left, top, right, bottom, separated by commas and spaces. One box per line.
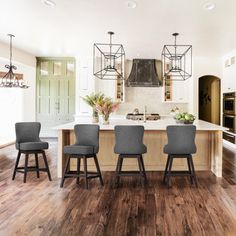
203, 2, 215, 10
126, 1, 137, 9
42, 0, 56, 7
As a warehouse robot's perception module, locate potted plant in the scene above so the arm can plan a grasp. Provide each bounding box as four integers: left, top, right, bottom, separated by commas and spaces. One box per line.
82, 92, 105, 123
95, 97, 119, 125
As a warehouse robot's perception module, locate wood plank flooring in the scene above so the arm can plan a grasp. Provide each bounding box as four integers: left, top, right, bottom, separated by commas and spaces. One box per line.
0, 139, 236, 236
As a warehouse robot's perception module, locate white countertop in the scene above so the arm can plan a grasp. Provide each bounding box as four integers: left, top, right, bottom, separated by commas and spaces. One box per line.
54, 117, 227, 131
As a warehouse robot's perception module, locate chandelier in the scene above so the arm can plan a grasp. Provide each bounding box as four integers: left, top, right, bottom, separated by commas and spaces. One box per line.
0, 34, 29, 88
162, 33, 192, 81
93, 31, 125, 80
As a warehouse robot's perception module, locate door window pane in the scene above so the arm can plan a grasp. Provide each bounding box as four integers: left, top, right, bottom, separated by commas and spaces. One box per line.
53, 61, 62, 76
67, 62, 75, 76
40, 61, 49, 76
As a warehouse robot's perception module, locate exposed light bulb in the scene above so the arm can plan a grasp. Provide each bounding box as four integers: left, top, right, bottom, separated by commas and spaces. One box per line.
203, 2, 215, 11
126, 1, 137, 9
42, 0, 56, 7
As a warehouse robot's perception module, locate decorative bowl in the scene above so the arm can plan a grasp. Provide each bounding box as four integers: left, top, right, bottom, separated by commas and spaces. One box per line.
175, 119, 194, 124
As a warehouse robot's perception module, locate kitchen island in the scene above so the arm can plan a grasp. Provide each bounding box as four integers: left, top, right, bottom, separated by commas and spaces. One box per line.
55, 117, 226, 178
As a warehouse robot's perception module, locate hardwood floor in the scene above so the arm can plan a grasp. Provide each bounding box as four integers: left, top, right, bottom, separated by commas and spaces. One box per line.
0, 139, 236, 236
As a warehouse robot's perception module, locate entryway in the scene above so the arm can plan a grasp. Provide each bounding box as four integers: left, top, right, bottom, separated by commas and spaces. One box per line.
198, 75, 221, 125
36, 57, 75, 137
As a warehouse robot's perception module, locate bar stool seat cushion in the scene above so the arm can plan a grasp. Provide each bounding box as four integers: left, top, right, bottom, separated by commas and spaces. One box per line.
163, 144, 196, 155
16, 141, 49, 151
114, 143, 147, 155
64, 145, 95, 155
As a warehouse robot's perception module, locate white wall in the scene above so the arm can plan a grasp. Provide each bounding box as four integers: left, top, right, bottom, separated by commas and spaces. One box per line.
0, 44, 36, 145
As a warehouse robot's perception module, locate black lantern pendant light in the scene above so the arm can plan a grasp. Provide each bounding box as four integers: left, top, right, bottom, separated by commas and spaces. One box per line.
93, 31, 125, 80
0, 34, 29, 88
162, 33, 192, 81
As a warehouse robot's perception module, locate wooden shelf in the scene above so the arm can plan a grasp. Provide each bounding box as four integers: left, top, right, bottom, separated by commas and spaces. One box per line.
164, 75, 172, 101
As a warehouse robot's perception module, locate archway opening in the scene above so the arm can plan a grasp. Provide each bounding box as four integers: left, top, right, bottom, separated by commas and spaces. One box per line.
198, 75, 221, 125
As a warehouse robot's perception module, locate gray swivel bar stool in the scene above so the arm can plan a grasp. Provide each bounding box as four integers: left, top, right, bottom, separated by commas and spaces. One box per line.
114, 125, 147, 187
163, 125, 198, 187
60, 124, 103, 189
13, 122, 52, 183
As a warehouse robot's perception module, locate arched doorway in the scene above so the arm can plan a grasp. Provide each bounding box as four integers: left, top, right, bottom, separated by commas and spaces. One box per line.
198, 75, 221, 125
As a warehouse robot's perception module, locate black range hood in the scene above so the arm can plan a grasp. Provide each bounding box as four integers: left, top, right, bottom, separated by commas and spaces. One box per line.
126, 59, 162, 87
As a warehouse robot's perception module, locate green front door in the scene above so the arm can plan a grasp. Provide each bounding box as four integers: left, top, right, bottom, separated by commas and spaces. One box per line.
36, 58, 75, 137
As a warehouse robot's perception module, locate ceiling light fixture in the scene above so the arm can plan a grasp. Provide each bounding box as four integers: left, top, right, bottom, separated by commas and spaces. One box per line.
161, 33, 192, 81
0, 34, 29, 88
93, 31, 125, 80
42, 0, 56, 7
203, 2, 215, 10
126, 1, 137, 9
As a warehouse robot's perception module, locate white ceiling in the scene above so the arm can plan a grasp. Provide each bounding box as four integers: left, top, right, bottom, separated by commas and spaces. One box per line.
0, 0, 236, 59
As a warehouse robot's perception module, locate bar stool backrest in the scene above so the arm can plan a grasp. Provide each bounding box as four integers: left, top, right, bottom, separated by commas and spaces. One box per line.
15, 122, 41, 148
165, 125, 197, 155
74, 124, 100, 153
114, 125, 146, 154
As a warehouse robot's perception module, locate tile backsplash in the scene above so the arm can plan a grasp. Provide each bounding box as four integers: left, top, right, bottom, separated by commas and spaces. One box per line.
116, 87, 188, 115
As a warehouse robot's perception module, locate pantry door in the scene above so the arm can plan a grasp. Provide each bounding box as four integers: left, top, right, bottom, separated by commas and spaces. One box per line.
36, 58, 75, 137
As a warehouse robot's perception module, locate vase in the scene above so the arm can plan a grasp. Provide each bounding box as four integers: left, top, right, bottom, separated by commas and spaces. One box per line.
92, 108, 99, 123
102, 114, 110, 125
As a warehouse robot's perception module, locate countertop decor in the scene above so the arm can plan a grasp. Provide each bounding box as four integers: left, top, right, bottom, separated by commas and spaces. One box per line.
95, 97, 119, 125
82, 92, 105, 123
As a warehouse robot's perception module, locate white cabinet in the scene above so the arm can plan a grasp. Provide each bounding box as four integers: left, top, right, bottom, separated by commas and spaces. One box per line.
172, 80, 189, 102
163, 79, 189, 103
76, 59, 95, 116
222, 51, 236, 93
222, 66, 236, 93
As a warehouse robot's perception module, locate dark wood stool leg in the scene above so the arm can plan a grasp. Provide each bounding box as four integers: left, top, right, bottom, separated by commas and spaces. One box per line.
60, 155, 70, 188
140, 155, 147, 183
42, 151, 52, 181
163, 155, 171, 184
24, 154, 29, 183
93, 155, 104, 186
83, 156, 88, 189
114, 155, 121, 186
189, 156, 198, 187
187, 156, 194, 184
115, 155, 123, 186
76, 157, 81, 185
137, 155, 145, 187
35, 153, 40, 178
118, 155, 124, 186
167, 155, 173, 188
12, 151, 21, 180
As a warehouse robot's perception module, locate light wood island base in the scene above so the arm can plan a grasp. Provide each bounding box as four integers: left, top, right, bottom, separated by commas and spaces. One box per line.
57, 129, 223, 178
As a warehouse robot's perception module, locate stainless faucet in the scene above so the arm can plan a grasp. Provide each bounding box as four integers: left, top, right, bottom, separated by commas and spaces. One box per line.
143, 105, 147, 122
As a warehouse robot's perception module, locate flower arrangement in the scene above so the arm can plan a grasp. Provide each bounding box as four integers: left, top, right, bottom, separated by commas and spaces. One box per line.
95, 97, 119, 124
82, 92, 105, 123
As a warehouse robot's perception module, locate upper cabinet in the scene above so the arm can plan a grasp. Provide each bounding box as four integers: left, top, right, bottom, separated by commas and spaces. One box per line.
163, 76, 189, 103
222, 52, 236, 93
94, 62, 125, 102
